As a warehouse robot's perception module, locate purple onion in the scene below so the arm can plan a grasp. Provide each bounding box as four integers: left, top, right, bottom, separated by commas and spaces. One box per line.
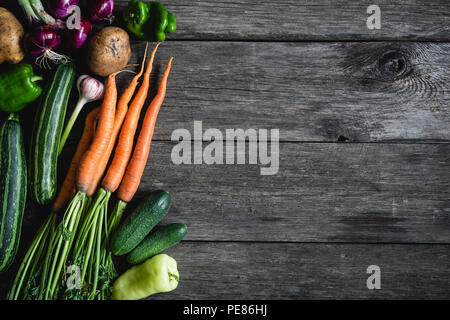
67, 17, 92, 49
27, 26, 70, 68
28, 26, 62, 56
48, 0, 80, 19
89, 0, 115, 23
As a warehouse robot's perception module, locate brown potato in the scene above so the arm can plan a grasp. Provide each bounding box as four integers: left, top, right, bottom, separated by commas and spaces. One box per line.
86, 27, 131, 77
0, 7, 25, 64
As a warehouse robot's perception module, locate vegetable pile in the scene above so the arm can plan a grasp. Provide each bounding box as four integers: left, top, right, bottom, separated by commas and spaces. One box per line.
16, 0, 176, 70
0, 0, 185, 301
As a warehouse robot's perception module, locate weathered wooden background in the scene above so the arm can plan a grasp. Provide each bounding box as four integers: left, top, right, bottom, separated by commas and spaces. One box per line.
0, 0, 449, 299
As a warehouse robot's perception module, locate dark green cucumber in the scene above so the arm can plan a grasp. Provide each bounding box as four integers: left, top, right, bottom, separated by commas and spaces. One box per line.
127, 223, 187, 264
111, 190, 171, 256
0, 114, 27, 272
29, 63, 75, 205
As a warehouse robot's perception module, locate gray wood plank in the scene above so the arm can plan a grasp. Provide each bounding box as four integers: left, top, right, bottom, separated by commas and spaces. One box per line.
4, 0, 448, 40
116, 0, 450, 41
110, 41, 450, 143
142, 242, 450, 299
55, 141, 449, 243
2, 241, 449, 299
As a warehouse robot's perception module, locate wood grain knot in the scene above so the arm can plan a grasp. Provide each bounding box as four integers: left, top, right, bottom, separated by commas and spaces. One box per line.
378, 51, 407, 80
343, 43, 449, 100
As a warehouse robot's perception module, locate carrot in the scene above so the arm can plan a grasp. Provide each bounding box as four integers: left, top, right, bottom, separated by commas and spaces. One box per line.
87, 43, 150, 196
118, 57, 173, 202
52, 107, 100, 212
101, 42, 160, 193
77, 73, 117, 195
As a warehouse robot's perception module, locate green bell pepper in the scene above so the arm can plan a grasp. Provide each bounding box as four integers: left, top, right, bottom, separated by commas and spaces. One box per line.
123, 0, 177, 42
0, 64, 43, 113
111, 254, 179, 300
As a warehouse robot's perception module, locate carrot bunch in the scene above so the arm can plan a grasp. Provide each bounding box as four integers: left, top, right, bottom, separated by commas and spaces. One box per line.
8, 43, 174, 300
66, 42, 162, 299
67, 47, 173, 301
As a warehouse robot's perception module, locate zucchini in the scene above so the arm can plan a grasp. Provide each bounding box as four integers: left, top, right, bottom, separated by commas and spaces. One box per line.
0, 114, 27, 272
29, 63, 75, 205
111, 190, 171, 256
127, 223, 187, 264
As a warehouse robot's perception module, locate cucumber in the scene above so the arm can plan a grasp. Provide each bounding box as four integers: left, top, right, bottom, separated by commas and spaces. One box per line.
111, 190, 171, 256
127, 223, 187, 264
0, 114, 27, 272
29, 63, 75, 205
